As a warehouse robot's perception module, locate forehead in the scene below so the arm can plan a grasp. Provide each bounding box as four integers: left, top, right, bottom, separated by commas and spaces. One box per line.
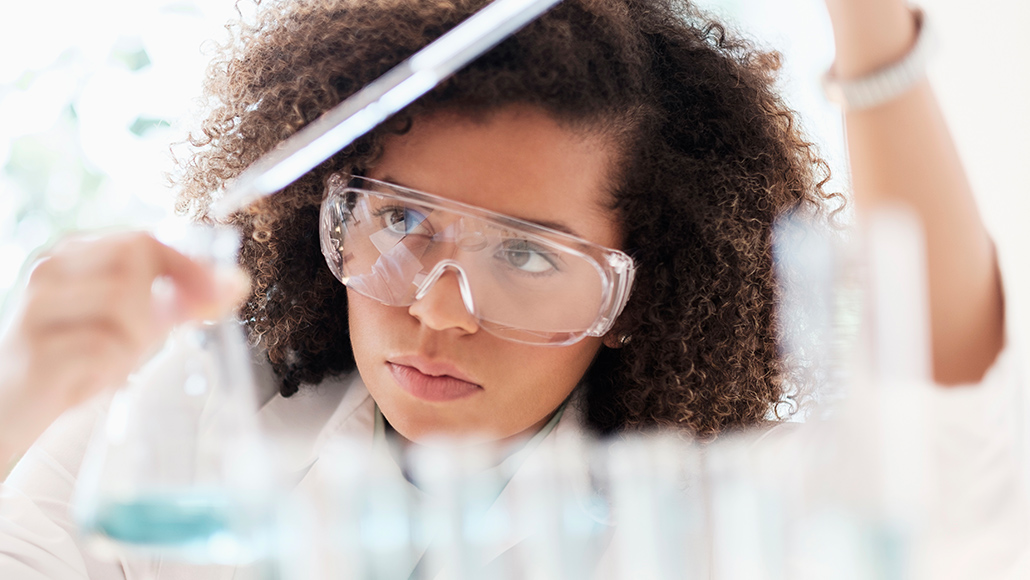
367, 106, 623, 248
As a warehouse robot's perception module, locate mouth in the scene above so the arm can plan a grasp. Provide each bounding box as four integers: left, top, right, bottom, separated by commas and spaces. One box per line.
387, 356, 482, 402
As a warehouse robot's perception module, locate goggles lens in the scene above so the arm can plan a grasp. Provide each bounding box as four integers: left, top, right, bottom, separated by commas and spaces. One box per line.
320, 174, 634, 345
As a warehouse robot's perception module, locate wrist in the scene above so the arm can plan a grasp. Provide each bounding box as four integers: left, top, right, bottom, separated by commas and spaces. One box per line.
826, 0, 917, 79
823, 6, 934, 111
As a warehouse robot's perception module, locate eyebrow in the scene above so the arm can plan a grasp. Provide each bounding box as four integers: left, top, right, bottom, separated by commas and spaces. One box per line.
523, 218, 579, 238
379, 175, 584, 238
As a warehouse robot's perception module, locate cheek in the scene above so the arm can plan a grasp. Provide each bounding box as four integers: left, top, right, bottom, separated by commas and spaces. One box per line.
346, 291, 403, 365
543, 339, 603, 393
478, 339, 603, 438
488, 339, 603, 411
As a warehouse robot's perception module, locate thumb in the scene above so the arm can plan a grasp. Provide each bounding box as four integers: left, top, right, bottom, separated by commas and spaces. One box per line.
189, 266, 252, 321
148, 238, 251, 323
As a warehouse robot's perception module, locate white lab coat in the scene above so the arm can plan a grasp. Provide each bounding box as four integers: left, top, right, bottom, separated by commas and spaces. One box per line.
0, 366, 609, 579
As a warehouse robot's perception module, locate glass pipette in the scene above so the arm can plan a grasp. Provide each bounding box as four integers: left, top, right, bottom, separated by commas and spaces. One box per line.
210, 0, 562, 219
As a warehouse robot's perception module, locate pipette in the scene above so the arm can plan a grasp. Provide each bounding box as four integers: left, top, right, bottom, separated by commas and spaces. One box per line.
209, 0, 562, 219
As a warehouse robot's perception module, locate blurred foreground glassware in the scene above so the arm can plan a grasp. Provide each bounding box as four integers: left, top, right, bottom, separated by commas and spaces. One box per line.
73, 225, 276, 567
282, 430, 614, 580
280, 437, 421, 579
605, 434, 707, 580
784, 208, 935, 580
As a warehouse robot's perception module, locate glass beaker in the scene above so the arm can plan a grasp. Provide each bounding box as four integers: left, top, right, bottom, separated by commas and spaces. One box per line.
73, 225, 275, 566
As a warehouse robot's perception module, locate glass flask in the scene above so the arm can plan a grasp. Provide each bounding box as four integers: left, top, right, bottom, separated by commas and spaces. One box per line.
73, 225, 275, 566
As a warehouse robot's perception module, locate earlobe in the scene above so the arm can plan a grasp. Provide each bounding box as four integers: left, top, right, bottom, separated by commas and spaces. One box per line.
602, 333, 631, 349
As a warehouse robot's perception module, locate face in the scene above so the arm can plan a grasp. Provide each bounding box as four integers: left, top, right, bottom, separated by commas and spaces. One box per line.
347, 105, 623, 443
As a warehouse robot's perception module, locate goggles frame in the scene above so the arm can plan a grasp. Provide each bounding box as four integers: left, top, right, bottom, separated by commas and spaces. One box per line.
319, 173, 636, 346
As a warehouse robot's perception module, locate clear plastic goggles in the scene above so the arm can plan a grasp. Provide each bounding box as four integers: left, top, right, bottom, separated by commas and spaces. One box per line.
319, 174, 636, 346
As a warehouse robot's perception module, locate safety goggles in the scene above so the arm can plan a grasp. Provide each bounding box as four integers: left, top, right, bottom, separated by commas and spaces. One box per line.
319, 174, 635, 346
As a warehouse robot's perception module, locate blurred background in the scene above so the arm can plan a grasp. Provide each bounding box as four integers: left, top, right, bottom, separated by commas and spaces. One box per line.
0, 0, 1026, 366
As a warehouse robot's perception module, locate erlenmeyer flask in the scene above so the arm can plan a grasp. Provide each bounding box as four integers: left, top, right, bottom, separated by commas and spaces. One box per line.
73, 225, 275, 566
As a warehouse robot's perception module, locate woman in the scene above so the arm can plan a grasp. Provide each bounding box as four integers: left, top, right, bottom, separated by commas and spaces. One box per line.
0, 0, 1017, 577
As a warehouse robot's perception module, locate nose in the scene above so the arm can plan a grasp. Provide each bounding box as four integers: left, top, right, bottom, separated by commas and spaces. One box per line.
408, 266, 480, 336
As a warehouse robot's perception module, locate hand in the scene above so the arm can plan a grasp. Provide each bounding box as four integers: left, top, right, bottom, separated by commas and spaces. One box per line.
0, 231, 250, 464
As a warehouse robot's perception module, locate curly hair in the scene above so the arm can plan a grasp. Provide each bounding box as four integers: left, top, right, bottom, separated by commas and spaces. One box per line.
175, 0, 838, 437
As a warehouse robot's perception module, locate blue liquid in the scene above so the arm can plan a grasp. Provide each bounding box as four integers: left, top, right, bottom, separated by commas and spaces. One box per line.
87, 494, 235, 547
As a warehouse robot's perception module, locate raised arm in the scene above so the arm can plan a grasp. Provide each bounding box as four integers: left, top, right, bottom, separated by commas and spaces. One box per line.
823, 0, 1005, 384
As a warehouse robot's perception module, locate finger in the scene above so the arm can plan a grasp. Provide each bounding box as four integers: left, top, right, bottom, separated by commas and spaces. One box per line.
143, 236, 251, 322
12, 321, 133, 402
30, 231, 250, 327
33, 232, 140, 280
23, 279, 161, 355
28, 324, 142, 406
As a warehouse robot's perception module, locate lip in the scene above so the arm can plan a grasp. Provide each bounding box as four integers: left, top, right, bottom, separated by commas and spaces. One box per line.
387, 355, 482, 402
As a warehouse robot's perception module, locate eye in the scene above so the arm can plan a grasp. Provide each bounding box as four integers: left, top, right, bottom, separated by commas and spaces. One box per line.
496, 239, 560, 274
376, 206, 428, 235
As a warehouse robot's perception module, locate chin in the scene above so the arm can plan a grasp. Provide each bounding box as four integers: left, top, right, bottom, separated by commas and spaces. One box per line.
377, 396, 500, 445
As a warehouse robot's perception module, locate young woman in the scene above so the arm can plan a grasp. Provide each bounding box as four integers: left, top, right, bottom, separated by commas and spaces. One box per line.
0, 0, 1017, 577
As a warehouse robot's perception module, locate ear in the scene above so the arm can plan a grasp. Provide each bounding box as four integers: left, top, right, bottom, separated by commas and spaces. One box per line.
602, 332, 631, 349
